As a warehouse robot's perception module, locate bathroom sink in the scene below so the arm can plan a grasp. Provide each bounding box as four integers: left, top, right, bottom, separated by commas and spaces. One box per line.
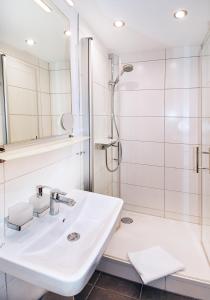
0, 190, 123, 296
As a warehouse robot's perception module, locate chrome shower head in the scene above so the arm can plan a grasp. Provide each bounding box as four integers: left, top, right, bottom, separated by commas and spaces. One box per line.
122, 64, 134, 73
111, 64, 134, 86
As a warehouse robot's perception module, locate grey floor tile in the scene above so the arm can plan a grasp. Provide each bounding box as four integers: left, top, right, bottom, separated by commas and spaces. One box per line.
88, 271, 101, 285
40, 292, 73, 300
95, 272, 141, 299
88, 286, 135, 300
75, 284, 93, 300
141, 286, 196, 300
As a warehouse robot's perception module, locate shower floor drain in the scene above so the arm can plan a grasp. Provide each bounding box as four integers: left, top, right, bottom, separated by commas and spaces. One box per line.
67, 232, 80, 241
121, 217, 133, 224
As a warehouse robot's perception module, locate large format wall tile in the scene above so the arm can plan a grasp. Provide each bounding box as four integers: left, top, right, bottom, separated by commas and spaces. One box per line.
119, 48, 201, 221
166, 57, 199, 89
165, 88, 200, 117
121, 163, 164, 189
120, 90, 164, 116
120, 117, 164, 142
122, 140, 164, 166
121, 183, 164, 211
119, 60, 165, 90
165, 117, 200, 144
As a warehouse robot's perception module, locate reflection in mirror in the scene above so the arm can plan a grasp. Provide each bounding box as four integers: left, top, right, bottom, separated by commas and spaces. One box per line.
0, 0, 72, 145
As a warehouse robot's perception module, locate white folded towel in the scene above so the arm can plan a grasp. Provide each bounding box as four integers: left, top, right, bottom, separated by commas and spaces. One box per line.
128, 246, 184, 284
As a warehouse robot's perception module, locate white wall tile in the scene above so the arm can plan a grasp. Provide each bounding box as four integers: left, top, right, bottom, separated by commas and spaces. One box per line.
121, 163, 164, 189
120, 117, 164, 142
166, 46, 201, 59
165, 168, 200, 194
93, 83, 110, 116
50, 70, 71, 94
165, 117, 200, 144
165, 143, 197, 170
121, 49, 165, 63
4, 154, 81, 215
122, 141, 164, 166
39, 116, 52, 137
8, 87, 37, 115
202, 88, 210, 117
166, 57, 199, 89
121, 183, 164, 211
119, 60, 165, 90
120, 90, 164, 116
9, 115, 38, 143
6, 57, 36, 91
94, 116, 110, 140
165, 190, 200, 217
38, 93, 51, 116
202, 118, 210, 145
165, 88, 200, 117
201, 55, 210, 88
39, 68, 50, 93
51, 94, 71, 115
92, 44, 109, 87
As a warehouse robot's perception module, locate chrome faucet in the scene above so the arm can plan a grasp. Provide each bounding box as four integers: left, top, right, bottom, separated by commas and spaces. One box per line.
50, 189, 76, 216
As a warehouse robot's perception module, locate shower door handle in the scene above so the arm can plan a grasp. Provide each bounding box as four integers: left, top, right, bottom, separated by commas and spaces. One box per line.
194, 146, 199, 174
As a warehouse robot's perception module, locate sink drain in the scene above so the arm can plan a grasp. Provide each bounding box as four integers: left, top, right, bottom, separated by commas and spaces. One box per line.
67, 232, 80, 242
121, 217, 133, 224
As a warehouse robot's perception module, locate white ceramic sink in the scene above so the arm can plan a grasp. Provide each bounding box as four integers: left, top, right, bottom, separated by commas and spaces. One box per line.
0, 190, 123, 296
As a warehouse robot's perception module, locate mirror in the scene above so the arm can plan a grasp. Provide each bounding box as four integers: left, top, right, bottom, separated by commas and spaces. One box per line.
0, 0, 73, 145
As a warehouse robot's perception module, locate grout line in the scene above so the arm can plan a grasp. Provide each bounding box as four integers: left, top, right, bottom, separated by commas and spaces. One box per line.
86, 272, 101, 300
119, 87, 201, 91
121, 54, 200, 64
89, 285, 140, 300
121, 161, 196, 171
121, 139, 199, 146
120, 182, 201, 196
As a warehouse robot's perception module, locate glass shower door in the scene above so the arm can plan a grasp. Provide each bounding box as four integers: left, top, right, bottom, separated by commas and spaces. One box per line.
201, 31, 210, 264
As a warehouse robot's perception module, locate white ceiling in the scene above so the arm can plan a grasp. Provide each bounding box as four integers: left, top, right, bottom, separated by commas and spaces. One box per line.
75, 0, 210, 53
0, 0, 70, 62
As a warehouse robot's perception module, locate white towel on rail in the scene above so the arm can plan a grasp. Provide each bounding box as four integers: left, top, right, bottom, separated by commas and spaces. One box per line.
128, 246, 184, 284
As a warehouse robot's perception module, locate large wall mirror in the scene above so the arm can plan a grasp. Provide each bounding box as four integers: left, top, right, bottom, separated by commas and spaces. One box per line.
0, 0, 73, 145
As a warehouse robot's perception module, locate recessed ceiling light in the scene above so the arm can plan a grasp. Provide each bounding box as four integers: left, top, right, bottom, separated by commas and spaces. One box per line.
65, 0, 74, 6
64, 30, 71, 37
113, 20, 125, 28
25, 39, 36, 46
174, 9, 188, 19
33, 0, 52, 13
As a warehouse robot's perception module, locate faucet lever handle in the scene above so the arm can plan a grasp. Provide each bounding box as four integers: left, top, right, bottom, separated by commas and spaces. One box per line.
36, 185, 52, 197
50, 189, 67, 200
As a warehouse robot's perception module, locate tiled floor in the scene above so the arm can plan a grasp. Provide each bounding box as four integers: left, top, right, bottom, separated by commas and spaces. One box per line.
41, 272, 198, 300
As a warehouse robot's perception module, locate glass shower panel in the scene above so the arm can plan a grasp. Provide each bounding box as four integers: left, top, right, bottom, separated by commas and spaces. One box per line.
201, 31, 210, 263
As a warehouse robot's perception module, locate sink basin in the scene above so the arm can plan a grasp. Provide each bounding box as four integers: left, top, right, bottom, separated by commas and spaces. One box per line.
0, 190, 123, 296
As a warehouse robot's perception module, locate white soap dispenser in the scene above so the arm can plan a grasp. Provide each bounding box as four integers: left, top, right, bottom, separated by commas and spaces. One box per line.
29, 185, 51, 217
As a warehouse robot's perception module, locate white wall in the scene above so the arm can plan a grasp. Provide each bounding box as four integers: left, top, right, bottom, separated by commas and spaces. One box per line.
119, 46, 202, 224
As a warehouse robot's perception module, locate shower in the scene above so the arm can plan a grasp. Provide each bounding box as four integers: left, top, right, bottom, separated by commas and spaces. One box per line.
105, 58, 134, 172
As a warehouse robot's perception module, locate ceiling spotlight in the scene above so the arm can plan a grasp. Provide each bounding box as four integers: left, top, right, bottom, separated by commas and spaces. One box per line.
33, 0, 52, 13
65, 0, 74, 6
113, 20, 125, 28
25, 39, 36, 46
64, 30, 71, 37
174, 9, 188, 19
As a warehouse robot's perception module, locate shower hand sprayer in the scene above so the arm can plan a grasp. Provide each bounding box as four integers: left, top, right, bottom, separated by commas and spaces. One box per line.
106, 62, 134, 172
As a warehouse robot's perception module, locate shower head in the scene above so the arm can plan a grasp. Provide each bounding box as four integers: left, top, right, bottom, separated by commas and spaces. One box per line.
111, 64, 134, 86
122, 64, 134, 73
